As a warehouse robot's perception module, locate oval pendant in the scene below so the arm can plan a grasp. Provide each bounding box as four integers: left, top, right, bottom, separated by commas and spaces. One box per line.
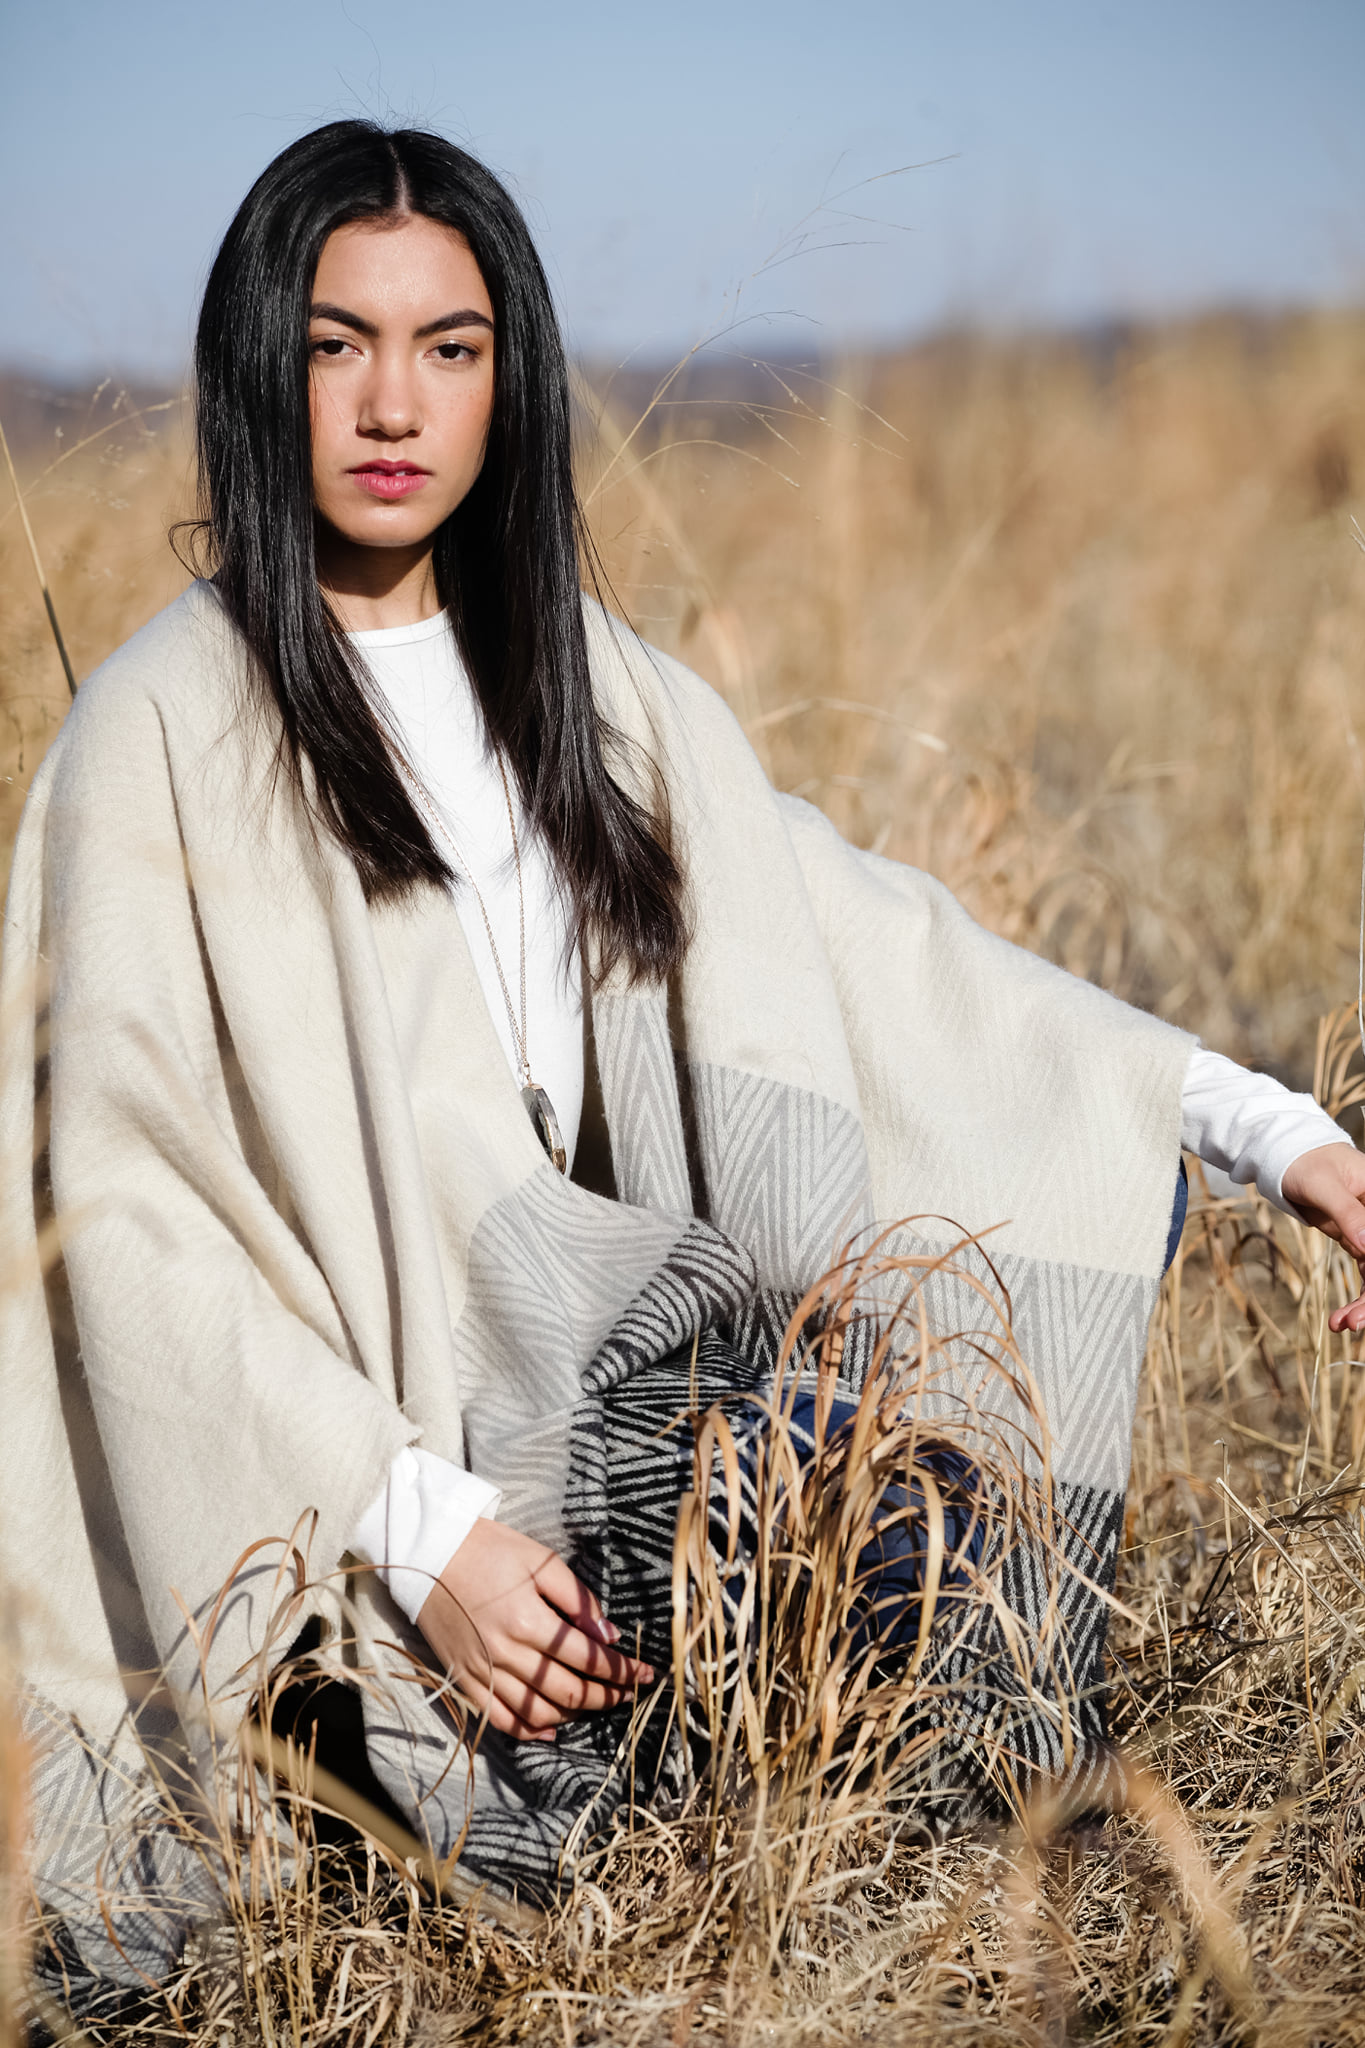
521, 1081, 567, 1174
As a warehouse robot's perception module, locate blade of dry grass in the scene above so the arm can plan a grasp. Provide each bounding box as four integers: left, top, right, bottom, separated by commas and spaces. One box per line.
0, 414, 76, 699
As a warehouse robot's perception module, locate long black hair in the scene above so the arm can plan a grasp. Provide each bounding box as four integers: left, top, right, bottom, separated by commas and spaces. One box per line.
188, 119, 685, 984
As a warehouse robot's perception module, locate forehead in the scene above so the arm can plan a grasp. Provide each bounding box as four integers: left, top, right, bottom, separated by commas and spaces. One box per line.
312, 216, 492, 319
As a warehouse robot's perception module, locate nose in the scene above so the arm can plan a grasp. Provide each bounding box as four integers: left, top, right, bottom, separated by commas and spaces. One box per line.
356, 348, 421, 442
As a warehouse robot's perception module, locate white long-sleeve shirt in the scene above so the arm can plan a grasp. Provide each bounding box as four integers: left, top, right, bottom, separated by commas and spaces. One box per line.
347, 613, 1354, 1622
354, 610, 585, 1164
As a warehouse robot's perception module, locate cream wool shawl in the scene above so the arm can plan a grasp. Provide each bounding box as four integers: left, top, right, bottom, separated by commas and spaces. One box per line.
3, 583, 1191, 1960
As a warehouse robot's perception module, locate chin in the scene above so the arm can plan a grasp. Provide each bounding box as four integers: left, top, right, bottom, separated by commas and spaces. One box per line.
331, 510, 445, 550
357, 524, 434, 550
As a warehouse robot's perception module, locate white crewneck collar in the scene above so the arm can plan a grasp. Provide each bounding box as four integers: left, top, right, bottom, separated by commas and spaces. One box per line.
346, 609, 452, 649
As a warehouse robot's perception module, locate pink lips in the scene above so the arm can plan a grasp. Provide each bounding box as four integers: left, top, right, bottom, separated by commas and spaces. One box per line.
350, 462, 431, 499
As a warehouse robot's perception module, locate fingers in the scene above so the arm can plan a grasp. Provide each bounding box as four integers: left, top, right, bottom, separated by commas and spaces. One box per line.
443, 1597, 652, 1697
1283, 1143, 1365, 1252
454, 1620, 658, 1742
1282, 1146, 1365, 1333
531, 1551, 618, 1645
510, 1557, 654, 1685
535, 1611, 654, 1689
1327, 1191, 1365, 1258
439, 1609, 656, 1741
446, 1655, 576, 1741
462, 1661, 646, 1743
1329, 1291, 1365, 1335
422, 1524, 657, 1741
500, 1638, 654, 1715
463, 1680, 559, 1743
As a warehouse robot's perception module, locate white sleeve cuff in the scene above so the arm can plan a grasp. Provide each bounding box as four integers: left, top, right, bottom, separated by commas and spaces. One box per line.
1180, 1045, 1353, 1215
349, 1447, 502, 1625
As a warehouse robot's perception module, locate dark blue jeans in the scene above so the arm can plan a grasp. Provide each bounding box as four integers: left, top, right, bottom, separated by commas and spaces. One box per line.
1165, 1158, 1189, 1271
734, 1159, 1188, 1658
730, 1392, 987, 1661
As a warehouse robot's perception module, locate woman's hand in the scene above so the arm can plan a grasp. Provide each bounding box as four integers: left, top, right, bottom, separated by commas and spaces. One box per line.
1280, 1142, 1365, 1332
416, 1520, 654, 1742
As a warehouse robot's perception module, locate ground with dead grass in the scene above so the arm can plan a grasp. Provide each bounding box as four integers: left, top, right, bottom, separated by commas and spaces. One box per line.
4, 311, 1365, 2045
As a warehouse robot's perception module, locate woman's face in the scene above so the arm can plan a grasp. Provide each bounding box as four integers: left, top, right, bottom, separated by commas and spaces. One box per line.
308, 214, 496, 554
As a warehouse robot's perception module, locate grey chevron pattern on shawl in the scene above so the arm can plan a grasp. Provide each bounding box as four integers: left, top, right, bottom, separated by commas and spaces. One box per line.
0, 583, 1193, 1991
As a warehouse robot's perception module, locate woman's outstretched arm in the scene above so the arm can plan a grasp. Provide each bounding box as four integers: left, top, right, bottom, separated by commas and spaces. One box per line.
1178, 1049, 1365, 1329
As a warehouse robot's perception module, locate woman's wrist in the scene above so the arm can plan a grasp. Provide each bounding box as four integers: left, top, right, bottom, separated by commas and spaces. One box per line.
1181, 1046, 1351, 1213
349, 1446, 502, 1625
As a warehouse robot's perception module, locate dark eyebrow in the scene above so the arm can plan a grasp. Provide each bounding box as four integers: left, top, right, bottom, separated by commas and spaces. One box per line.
413, 308, 494, 339
309, 301, 378, 336
308, 301, 494, 340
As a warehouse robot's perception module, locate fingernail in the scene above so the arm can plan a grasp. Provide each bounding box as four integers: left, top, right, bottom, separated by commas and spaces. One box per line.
640, 1666, 655, 1684
601, 1620, 621, 1644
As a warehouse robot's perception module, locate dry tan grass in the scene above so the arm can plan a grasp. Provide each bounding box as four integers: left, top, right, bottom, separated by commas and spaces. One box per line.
4, 311, 1365, 2044
587, 312, 1365, 1072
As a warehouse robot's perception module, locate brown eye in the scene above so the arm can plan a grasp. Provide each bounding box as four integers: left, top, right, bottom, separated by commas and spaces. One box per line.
311, 336, 349, 356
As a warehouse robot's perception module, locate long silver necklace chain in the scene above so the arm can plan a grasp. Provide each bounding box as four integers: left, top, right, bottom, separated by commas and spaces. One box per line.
398, 752, 567, 1173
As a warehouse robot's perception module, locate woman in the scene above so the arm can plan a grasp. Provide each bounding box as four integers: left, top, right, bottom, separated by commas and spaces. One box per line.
6, 120, 1365, 2002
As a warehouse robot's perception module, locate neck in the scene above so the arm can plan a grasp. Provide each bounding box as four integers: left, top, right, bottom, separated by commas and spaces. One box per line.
315, 526, 441, 633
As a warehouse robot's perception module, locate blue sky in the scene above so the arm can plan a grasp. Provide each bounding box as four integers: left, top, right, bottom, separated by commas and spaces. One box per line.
3, 0, 1362, 376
